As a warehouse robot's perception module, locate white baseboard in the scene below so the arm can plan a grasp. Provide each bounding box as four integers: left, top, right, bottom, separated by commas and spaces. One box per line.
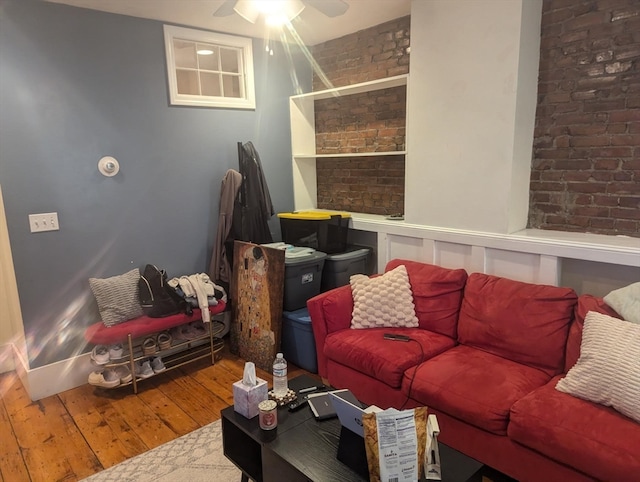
12, 347, 94, 401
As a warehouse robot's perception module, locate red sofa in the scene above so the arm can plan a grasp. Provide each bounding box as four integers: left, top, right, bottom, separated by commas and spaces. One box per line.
307, 259, 640, 482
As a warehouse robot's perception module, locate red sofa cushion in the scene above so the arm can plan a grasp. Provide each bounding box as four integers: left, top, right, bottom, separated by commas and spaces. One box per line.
324, 327, 456, 389
386, 259, 468, 339
458, 273, 577, 375
509, 376, 640, 482
564, 294, 621, 373
406, 345, 551, 435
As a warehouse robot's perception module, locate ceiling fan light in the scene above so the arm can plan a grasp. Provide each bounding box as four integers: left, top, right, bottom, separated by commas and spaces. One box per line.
281, 0, 305, 21
233, 0, 260, 23
235, 0, 305, 25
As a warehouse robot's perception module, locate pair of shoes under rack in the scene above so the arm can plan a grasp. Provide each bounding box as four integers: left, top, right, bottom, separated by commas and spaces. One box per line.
135, 357, 165, 378
170, 321, 208, 341
91, 343, 124, 365
142, 332, 173, 356
88, 365, 132, 388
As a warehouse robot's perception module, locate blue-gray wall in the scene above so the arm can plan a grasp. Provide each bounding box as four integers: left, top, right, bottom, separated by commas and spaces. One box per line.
0, 0, 310, 368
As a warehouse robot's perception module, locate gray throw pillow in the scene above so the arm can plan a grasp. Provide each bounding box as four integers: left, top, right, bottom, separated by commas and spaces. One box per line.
89, 268, 143, 327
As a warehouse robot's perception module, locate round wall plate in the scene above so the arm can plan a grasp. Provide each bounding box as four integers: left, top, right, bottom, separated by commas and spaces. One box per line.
98, 156, 120, 177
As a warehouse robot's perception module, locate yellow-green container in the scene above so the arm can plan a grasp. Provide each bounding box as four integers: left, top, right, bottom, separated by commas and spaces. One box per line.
277, 210, 351, 254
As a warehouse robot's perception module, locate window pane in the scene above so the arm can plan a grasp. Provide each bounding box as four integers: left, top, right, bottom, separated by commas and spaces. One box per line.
164, 25, 255, 108
220, 48, 239, 73
177, 69, 199, 95
173, 40, 197, 69
201, 72, 222, 97
197, 43, 219, 71
222, 75, 241, 98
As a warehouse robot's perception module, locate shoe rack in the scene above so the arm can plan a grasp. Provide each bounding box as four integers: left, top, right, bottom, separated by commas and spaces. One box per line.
99, 320, 225, 394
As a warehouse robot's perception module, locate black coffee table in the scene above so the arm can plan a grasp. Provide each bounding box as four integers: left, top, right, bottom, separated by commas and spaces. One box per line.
221, 375, 484, 482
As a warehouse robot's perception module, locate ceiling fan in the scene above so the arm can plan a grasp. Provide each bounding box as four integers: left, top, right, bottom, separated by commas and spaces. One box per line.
214, 0, 350, 25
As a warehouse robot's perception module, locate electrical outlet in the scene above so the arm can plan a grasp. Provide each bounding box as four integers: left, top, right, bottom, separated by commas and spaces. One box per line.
28, 212, 59, 233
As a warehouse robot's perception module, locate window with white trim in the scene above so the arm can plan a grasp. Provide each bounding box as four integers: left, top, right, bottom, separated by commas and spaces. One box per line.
163, 25, 256, 109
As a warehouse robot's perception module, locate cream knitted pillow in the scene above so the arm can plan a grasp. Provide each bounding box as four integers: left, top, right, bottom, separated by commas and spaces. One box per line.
350, 264, 418, 329
556, 311, 640, 423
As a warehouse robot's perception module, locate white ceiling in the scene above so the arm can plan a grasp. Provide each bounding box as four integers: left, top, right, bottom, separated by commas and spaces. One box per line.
45, 0, 412, 46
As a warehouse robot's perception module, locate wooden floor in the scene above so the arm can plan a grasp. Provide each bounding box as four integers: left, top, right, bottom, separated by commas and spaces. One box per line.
0, 343, 316, 482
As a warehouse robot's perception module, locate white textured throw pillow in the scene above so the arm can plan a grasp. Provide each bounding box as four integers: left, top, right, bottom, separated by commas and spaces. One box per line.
556, 311, 640, 423
603, 281, 640, 324
350, 264, 418, 329
89, 268, 143, 327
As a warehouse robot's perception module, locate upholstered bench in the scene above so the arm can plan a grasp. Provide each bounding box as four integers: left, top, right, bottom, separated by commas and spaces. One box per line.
84, 303, 226, 393
84, 304, 225, 345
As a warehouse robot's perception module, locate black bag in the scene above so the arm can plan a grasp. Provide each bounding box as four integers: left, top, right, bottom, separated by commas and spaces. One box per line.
139, 264, 191, 317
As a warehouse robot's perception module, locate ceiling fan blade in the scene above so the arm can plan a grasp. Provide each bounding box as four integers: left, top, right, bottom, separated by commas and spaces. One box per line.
213, 0, 238, 17
303, 0, 349, 17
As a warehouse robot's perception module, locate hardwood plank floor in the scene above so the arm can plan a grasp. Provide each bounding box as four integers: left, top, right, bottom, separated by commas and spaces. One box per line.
0, 344, 316, 482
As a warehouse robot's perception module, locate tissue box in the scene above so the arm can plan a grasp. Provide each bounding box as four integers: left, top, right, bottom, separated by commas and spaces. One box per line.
233, 378, 268, 419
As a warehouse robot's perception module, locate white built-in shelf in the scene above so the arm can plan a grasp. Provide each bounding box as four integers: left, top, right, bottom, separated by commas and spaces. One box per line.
290, 75, 409, 210
294, 151, 406, 159
291, 74, 408, 101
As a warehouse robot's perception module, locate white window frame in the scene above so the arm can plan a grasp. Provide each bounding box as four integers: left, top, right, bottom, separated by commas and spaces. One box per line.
163, 25, 256, 109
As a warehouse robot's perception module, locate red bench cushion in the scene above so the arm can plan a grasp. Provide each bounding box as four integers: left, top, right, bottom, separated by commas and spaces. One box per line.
84, 303, 225, 345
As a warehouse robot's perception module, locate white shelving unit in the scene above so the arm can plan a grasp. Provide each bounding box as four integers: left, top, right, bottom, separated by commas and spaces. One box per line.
289, 74, 409, 211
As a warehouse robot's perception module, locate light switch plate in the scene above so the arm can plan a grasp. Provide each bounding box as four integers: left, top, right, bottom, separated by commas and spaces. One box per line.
29, 212, 59, 233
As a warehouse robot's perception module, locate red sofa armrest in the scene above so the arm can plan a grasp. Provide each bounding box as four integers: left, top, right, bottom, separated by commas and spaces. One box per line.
307, 284, 354, 378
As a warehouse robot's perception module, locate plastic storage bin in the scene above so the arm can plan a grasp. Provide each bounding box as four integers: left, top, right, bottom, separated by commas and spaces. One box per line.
281, 307, 317, 373
278, 211, 351, 254
321, 245, 372, 292
283, 248, 327, 311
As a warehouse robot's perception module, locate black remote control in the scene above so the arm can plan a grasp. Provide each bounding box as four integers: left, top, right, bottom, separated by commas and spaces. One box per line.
288, 398, 309, 412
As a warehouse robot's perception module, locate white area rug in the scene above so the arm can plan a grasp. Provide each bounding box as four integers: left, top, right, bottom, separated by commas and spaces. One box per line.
82, 420, 241, 482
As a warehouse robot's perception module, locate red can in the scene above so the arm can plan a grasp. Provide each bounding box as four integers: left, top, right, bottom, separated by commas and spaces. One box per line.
258, 400, 278, 430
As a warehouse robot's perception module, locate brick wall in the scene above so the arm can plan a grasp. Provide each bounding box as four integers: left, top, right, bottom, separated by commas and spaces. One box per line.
316, 156, 405, 215
311, 16, 410, 215
311, 16, 410, 90
529, 0, 640, 237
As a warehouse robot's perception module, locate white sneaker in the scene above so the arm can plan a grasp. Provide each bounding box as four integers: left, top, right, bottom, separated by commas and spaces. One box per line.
109, 344, 124, 359
90, 345, 110, 365
151, 357, 166, 374
135, 360, 154, 379
88, 369, 120, 388
114, 365, 132, 383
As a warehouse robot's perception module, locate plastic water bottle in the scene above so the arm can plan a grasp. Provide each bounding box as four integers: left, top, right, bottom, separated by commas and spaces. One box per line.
272, 352, 288, 397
